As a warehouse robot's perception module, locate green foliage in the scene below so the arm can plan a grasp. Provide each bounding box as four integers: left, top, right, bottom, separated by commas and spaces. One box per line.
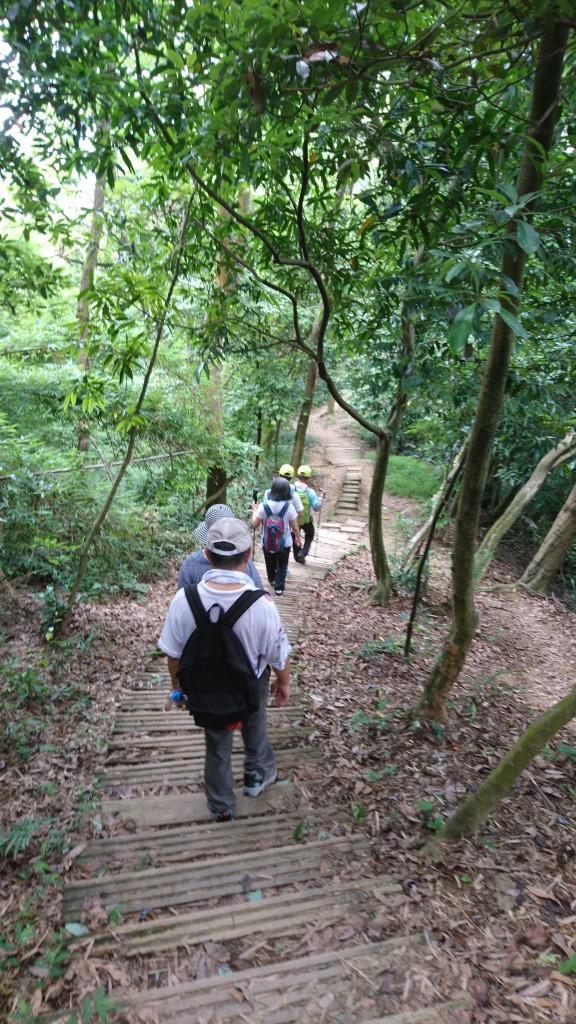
555, 742, 576, 763
415, 798, 445, 831
358, 636, 405, 660
366, 764, 398, 781
350, 698, 395, 734
0, 237, 65, 313
293, 818, 310, 841
1, 0, 576, 604
558, 953, 576, 976
0, 648, 92, 764
382, 456, 443, 501
0, 819, 48, 859
7, 986, 117, 1024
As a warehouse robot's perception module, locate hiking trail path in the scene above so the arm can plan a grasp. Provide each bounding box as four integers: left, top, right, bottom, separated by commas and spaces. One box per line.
59, 407, 472, 1024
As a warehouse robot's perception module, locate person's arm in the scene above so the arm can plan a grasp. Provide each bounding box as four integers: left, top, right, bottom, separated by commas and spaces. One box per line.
270, 656, 291, 706
251, 502, 264, 528
167, 656, 180, 687
247, 559, 264, 589
310, 488, 325, 511
289, 507, 302, 545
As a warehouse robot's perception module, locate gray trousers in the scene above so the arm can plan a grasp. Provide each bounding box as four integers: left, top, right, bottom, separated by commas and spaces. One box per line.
204, 670, 274, 816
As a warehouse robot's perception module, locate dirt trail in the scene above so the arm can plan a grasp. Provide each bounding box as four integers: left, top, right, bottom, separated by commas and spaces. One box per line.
306, 401, 576, 719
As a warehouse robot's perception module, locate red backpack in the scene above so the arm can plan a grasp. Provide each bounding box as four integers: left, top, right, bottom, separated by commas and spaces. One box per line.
261, 501, 289, 553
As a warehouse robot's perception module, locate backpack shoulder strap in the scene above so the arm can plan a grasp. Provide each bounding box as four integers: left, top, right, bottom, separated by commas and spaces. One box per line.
263, 502, 271, 516
223, 589, 265, 629
280, 501, 289, 517
184, 584, 209, 625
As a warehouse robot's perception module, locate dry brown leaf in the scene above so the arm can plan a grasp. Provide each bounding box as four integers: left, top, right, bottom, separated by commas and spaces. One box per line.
517, 923, 549, 949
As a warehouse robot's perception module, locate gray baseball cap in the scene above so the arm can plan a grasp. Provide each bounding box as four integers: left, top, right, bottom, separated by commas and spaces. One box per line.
206, 518, 252, 556
194, 503, 235, 544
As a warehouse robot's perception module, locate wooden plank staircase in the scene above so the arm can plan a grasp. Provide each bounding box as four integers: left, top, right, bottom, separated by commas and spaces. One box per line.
54, 446, 472, 1023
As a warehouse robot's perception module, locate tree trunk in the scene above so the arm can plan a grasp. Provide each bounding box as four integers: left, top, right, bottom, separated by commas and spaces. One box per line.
205, 358, 227, 507
62, 203, 191, 630
488, 483, 521, 526
417, 17, 570, 722
205, 463, 227, 507
273, 419, 281, 467
291, 357, 317, 470
255, 405, 262, 470
474, 432, 576, 584
204, 191, 247, 508
423, 683, 576, 847
517, 477, 576, 594
260, 420, 275, 459
76, 169, 106, 451
366, 434, 393, 604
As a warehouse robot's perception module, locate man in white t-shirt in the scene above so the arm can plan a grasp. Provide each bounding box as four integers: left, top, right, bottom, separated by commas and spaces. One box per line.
158, 519, 291, 822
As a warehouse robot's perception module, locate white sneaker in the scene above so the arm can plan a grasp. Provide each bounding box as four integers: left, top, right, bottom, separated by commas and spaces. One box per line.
243, 769, 277, 797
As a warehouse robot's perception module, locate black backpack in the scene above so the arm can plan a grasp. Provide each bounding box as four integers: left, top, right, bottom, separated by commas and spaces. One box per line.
177, 585, 266, 730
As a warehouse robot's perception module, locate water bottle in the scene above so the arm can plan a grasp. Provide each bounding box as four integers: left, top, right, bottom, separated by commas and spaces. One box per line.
164, 689, 186, 711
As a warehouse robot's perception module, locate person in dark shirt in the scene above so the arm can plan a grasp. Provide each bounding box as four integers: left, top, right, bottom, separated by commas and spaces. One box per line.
177, 503, 263, 590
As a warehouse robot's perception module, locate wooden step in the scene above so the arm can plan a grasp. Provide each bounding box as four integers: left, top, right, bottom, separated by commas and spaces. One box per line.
98, 745, 322, 790
63, 835, 371, 918
77, 808, 356, 869
106, 725, 312, 754
74, 875, 401, 956
96, 781, 304, 827
117, 937, 434, 1022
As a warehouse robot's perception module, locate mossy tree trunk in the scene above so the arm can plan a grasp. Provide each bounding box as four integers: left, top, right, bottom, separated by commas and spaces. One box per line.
366, 433, 393, 604
473, 432, 576, 585
516, 478, 576, 594
291, 356, 317, 471
424, 684, 576, 847
417, 16, 570, 722
76, 167, 106, 452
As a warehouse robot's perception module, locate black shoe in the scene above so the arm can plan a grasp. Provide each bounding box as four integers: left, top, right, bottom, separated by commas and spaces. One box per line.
212, 809, 234, 822
275, 587, 284, 596
243, 769, 277, 797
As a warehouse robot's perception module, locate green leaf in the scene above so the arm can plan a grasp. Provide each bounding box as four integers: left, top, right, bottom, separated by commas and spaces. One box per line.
559, 953, 576, 975
447, 304, 475, 355
516, 220, 540, 255
293, 819, 309, 840
499, 307, 529, 340
166, 48, 185, 70
94, 986, 114, 1022
65, 922, 91, 937
556, 742, 576, 762
444, 260, 467, 284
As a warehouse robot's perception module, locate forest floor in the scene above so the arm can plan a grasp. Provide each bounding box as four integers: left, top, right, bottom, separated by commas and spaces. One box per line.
1, 406, 575, 1023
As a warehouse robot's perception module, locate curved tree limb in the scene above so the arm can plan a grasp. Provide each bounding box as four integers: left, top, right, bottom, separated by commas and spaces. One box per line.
473, 430, 576, 585
60, 199, 192, 630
